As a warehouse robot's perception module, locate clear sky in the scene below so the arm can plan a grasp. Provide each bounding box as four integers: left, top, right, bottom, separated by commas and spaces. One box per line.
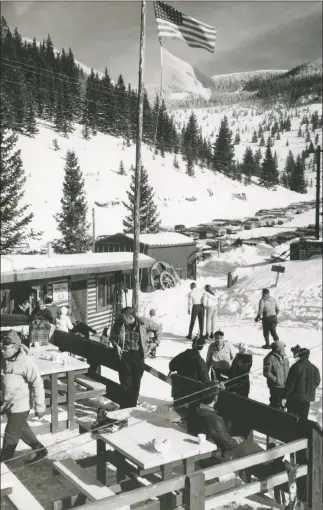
2, 1, 322, 84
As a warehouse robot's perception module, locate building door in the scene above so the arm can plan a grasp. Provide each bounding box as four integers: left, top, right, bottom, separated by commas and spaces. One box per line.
71, 280, 87, 322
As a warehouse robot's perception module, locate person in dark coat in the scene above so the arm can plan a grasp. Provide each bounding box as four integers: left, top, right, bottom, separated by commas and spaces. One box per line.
263, 341, 289, 410
12, 300, 30, 316
169, 337, 209, 383
227, 343, 253, 398
30, 300, 53, 323
187, 387, 243, 461
285, 347, 321, 421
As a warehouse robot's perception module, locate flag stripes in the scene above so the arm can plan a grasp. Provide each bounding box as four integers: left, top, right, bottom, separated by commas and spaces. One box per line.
154, 1, 216, 53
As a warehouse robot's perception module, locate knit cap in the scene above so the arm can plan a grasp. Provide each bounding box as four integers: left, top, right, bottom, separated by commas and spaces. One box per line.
1, 329, 21, 346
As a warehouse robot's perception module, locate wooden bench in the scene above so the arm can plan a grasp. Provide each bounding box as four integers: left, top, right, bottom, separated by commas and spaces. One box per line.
52, 459, 129, 509
1, 462, 45, 510
58, 374, 106, 401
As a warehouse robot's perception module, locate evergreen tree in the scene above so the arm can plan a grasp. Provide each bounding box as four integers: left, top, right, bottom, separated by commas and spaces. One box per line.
308, 141, 314, 153
241, 146, 255, 183
53, 150, 91, 253
186, 159, 195, 177
182, 112, 199, 167
118, 160, 125, 175
281, 172, 290, 189
173, 155, 180, 170
53, 138, 60, 151
297, 126, 302, 137
290, 155, 307, 194
25, 97, 38, 137
284, 150, 295, 178
234, 131, 240, 145
267, 135, 273, 147
254, 148, 262, 176
276, 131, 280, 140
0, 94, 34, 253
122, 165, 160, 233
258, 125, 264, 138
251, 130, 257, 143
260, 140, 279, 189
259, 135, 265, 147
314, 133, 319, 145
305, 131, 311, 143
212, 116, 235, 175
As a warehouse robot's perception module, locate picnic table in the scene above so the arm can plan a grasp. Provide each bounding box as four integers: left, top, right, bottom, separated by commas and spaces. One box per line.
93, 405, 217, 505
31, 350, 89, 434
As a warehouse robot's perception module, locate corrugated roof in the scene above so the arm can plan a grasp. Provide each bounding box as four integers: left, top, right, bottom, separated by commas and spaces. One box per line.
0, 253, 155, 284
105, 232, 195, 247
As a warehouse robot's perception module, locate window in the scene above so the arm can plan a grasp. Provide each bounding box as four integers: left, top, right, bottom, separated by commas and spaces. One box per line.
97, 274, 115, 310
123, 272, 133, 290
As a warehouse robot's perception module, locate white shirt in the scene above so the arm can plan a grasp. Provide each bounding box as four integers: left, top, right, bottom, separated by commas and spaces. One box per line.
203, 290, 218, 308
188, 287, 204, 310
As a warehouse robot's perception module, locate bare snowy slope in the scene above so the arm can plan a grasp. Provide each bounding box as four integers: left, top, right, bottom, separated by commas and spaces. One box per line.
18, 118, 314, 249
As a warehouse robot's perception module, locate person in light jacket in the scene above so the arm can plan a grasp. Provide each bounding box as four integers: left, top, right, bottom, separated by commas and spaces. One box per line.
263, 341, 289, 410
187, 283, 205, 340
203, 284, 218, 340
255, 288, 279, 349
0, 330, 47, 463
285, 347, 321, 421
110, 307, 161, 409
206, 331, 236, 381
54, 306, 74, 333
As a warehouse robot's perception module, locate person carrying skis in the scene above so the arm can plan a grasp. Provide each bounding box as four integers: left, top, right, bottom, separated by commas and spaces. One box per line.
255, 288, 279, 349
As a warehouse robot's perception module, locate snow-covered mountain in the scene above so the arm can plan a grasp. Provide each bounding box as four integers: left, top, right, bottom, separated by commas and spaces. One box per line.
282, 58, 322, 79
212, 70, 286, 93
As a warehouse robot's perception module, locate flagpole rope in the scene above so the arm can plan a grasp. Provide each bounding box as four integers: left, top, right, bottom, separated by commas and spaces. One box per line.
152, 40, 164, 151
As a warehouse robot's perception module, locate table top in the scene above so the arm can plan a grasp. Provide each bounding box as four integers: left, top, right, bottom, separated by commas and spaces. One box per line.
98, 406, 217, 470
31, 350, 89, 376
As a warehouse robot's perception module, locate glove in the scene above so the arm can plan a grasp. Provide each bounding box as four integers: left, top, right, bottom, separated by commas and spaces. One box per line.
255, 316, 260, 323
115, 345, 122, 359
36, 411, 45, 419
188, 310, 191, 315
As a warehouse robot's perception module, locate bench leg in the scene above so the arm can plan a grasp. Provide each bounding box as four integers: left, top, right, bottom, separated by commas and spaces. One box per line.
96, 438, 106, 485
161, 463, 174, 510
52, 493, 87, 510
67, 372, 75, 431
51, 374, 59, 434
115, 451, 128, 484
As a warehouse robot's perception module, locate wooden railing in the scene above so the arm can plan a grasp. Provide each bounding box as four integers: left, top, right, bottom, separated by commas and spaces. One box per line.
51, 330, 323, 510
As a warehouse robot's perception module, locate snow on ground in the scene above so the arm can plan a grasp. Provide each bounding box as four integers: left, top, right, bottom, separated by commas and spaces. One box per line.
17, 114, 316, 249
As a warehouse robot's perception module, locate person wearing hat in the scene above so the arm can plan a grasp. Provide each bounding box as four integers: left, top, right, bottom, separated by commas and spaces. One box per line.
227, 343, 253, 398
285, 347, 321, 420
169, 336, 210, 387
206, 331, 236, 382
0, 330, 47, 463
263, 341, 289, 410
255, 288, 280, 349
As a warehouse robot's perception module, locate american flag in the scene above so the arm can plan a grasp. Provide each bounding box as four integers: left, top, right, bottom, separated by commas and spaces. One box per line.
154, 1, 216, 54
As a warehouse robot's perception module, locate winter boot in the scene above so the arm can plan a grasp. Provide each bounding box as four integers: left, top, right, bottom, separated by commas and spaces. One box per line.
25, 447, 48, 464
209, 333, 214, 340
186, 335, 192, 340
262, 344, 271, 349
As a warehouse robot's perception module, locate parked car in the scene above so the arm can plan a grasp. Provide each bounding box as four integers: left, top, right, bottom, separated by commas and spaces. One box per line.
244, 217, 266, 228
255, 209, 271, 216
226, 224, 244, 234
259, 215, 277, 227
175, 224, 186, 232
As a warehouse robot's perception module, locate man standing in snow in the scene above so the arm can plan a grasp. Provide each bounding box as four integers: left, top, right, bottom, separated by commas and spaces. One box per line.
263, 341, 289, 410
187, 283, 205, 340
255, 288, 279, 349
206, 331, 236, 382
285, 347, 321, 421
110, 307, 161, 409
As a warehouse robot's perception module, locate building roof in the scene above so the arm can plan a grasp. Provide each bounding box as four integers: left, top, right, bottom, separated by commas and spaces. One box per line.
101, 232, 195, 248
0, 253, 155, 284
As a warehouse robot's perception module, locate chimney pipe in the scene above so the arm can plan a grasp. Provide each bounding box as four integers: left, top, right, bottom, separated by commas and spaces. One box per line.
47, 242, 53, 258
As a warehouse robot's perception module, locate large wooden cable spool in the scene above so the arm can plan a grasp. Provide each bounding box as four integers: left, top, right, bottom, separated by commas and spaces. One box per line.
150, 261, 180, 291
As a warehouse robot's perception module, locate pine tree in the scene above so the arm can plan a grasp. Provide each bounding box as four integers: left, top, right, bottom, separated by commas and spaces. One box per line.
314, 133, 319, 145
122, 165, 160, 233
290, 155, 307, 194
212, 116, 235, 176
259, 135, 265, 147
297, 126, 302, 137
267, 135, 273, 147
0, 94, 34, 253
276, 131, 281, 140
254, 148, 262, 176
186, 159, 195, 177
53, 138, 60, 151
242, 146, 255, 183
281, 172, 290, 189
118, 160, 125, 175
251, 130, 258, 143
53, 150, 91, 253
284, 151, 295, 178
25, 97, 38, 137
234, 132, 240, 145
305, 131, 311, 143
260, 140, 279, 189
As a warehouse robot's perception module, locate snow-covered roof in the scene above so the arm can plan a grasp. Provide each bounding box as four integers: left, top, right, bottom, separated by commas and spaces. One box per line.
0, 253, 155, 284
106, 232, 195, 248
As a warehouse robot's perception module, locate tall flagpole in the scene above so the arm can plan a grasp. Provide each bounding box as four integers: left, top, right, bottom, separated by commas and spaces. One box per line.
132, 0, 146, 314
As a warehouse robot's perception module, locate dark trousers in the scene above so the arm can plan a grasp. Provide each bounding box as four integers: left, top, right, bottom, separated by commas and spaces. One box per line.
262, 316, 279, 345
118, 351, 145, 409
0, 411, 44, 462
269, 387, 285, 410
188, 305, 205, 338
287, 400, 310, 421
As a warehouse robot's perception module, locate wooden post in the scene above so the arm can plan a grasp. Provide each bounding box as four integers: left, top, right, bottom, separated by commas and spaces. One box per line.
185, 471, 205, 510
307, 425, 323, 510
132, 0, 146, 314
92, 208, 96, 253
315, 146, 321, 240
218, 239, 221, 257
274, 272, 280, 288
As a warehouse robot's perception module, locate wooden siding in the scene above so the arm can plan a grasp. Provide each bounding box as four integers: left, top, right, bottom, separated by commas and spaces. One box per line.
86, 277, 113, 335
